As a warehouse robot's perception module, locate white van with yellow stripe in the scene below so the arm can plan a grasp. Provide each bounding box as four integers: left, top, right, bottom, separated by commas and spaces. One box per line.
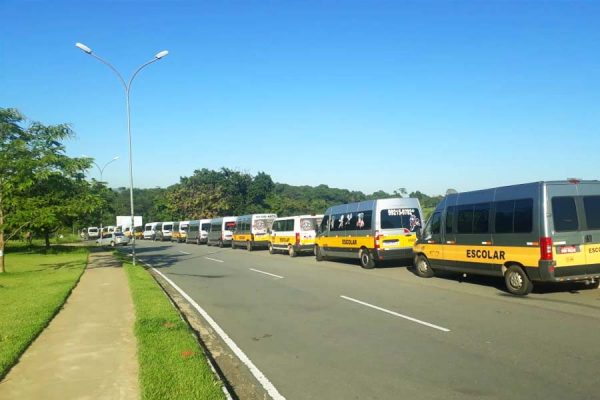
232, 214, 277, 251
315, 198, 423, 268
268, 214, 323, 257
413, 180, 600, 295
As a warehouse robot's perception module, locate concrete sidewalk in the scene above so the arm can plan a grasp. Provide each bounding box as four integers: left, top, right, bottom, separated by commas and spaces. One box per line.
0, 250, 139, 400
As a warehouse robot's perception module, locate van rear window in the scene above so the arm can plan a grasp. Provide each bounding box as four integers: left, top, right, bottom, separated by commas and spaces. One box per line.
300, 218, 317, 231
552, 197, 579, 232
583, 196, 600, 230
380, 209, 421, 232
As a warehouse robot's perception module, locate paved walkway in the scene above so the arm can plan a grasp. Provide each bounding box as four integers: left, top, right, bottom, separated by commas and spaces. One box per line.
0, 250, 139, 400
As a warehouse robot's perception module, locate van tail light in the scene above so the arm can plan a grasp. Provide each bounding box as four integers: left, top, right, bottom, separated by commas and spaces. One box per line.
295, 232, 300, 245
374, 231, 381, 249
540, 237, 553, 261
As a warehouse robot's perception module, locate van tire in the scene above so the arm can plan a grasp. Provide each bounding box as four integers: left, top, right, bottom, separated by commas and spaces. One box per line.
288, 245, 297, 257
218, 240, 223, 248
247, 242, 253, 252
414, 255, 434, 278
505, 265, 533, 296
268, 243, 275, 254
315, 245, 324, 261
110, 241, 115, 247
196, 237, 200, 245
360, 248, 376, 269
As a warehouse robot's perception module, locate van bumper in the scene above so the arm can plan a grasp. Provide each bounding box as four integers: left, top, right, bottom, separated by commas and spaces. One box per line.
294, 244, 315, 253
375, 248, 414, 261
534, 260, 600, 283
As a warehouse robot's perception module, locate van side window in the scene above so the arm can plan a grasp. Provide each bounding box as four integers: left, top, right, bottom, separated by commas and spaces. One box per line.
472, 203, 490, 233
431, 212, 441, 235
583, 196, 600, 230
330, 211, 372, 231
457, 205, 474, 234
320, 215, 329, 233
552, 197, 579, 232
494, 198, 533, 233
513, 199, 533, 233
445, 206, 455, 234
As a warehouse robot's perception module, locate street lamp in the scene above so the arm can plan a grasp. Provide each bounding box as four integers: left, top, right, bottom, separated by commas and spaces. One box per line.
76, 42, 168, 266
83, 155, 119, 236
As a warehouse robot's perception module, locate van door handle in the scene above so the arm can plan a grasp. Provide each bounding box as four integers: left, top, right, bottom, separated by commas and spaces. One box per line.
585, 234, 592, 243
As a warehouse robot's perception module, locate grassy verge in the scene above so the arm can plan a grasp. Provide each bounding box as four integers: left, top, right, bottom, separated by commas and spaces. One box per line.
122, 256, 225, 400
0, 246, 88, 378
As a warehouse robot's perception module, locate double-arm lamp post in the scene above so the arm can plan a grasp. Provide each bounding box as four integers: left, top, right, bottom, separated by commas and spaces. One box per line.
75, 42, 168, 266
83, 155, 119, 236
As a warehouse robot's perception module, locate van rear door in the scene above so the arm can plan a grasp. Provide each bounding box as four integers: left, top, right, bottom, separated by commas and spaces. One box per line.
548, 182, 600, 277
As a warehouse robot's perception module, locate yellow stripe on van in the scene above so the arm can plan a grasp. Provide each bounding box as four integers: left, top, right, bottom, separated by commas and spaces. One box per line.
414, 244, 540, 267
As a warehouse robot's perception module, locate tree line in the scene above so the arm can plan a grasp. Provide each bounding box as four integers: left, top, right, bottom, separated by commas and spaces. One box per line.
1, 107, 442, 272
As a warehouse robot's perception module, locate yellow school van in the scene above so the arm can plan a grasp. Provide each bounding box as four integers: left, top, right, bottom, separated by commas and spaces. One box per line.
268, 214, 323, 257
315, 198, 423, 268
232, 214, 277, 251
413, 180, 600, 295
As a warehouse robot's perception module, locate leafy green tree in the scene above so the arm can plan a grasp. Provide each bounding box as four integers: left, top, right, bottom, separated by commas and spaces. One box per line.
0, 108, 93, 271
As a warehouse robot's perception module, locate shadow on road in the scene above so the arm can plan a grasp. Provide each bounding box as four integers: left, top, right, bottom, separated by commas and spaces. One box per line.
413, 269, 599, 296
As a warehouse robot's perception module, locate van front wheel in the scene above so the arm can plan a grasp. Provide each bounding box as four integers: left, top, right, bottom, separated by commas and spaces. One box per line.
414, 255, 434, 278
505, 265, 533, 296
288, 245, 297, 257
360, 248, 376, 269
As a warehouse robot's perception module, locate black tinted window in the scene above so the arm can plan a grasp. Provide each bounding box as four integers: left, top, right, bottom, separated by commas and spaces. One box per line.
445, 206, 455, 234
494, 200, 514, 233
472, 203, 490, 233
584, 196, 600, 230
431, 212, 441, 235
380, 208, 422, 232
457, 205, 473, 234
552, 197, 578, 232
331, 211, 372, 231
514, 199, 533, 233
320, 215, 329, 233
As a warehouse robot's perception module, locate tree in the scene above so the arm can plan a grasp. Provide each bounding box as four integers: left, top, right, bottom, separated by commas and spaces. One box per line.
0, 108, 93, 272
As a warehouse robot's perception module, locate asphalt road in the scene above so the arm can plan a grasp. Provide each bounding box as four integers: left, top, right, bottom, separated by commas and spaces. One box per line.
133, 239, 600, 400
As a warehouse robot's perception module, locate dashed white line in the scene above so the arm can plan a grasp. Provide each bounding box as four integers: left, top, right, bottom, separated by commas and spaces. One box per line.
340, 295, 450, 333
178, 251, 191, 255
205, 257, 224, 263
144, 261, 286, 400
249, 268, 284, 279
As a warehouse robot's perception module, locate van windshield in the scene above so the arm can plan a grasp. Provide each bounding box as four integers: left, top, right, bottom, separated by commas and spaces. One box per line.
201, 223, 211, 231
380, 208, 422, 232
163, 224, 173, 230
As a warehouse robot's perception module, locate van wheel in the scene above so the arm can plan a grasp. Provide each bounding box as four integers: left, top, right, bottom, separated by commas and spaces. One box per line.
505, 265, 533, 296
288, 245, 297, 257
414, 255, 434, 278
231, 242, 236, 249
360, 248, 376, 269
315, 245, 324, 261
110, 241, 115, 247
583, 280, 599, 290
218, 240, 223, 248
196, 237, 200, 245
268, 243, 274, 254
247, 242, 253, 252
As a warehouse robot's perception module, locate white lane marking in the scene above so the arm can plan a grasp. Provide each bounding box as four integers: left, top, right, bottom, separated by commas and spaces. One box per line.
179, 251, 191, 255
205, 257, 224, 263
145, 261, 286, 400
340, 295, 450, 333
249, 268, 284, 279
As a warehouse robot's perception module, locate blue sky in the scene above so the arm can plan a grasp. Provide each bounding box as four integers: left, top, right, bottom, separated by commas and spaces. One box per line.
2, 1, 599, 196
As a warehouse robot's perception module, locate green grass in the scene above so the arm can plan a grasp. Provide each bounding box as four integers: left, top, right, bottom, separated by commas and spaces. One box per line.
0, 246, 88, 378
123, 257, 225, 400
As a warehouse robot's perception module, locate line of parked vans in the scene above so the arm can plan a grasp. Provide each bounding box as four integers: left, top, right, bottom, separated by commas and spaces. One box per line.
138, 180, 600, 296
